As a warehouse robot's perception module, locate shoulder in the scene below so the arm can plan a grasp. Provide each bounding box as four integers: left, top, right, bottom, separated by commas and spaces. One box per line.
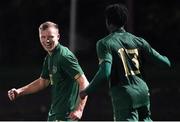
58, 45, 73, 56
58, 45, 77, 62
136, 36, 150, 47
128, 33, 150, 47
97, 33, 114, 47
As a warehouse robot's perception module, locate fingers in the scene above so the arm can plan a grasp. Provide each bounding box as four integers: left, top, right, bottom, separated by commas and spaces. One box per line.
70, 115, 79, 121
68, 112, 80, 121
8, 88, 17, 101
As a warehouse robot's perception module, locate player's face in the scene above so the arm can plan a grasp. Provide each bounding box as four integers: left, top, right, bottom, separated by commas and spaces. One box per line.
39, 27, 60, 53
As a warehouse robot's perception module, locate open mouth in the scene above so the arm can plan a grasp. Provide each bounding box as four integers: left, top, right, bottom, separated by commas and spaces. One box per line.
45, 42, 53, 49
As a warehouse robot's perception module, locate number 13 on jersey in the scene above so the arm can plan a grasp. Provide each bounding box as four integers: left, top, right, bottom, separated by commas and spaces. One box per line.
118, 48, 140, 76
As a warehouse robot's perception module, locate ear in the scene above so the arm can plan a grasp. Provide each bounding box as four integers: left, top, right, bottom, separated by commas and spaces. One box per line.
106, 23, 114, 32
57, 34, 60, 40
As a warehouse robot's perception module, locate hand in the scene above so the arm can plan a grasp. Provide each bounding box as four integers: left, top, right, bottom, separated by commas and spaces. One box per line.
68, 110, 83, 121
8, 88, 19, 101
80, 90, 87, 99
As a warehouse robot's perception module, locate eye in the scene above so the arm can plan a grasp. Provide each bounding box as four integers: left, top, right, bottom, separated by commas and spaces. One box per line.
49, 36, 54, 39
41, 36, 46, 39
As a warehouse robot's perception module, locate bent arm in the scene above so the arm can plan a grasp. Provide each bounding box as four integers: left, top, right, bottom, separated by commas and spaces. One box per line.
68, 74, 89, 120
16, 77, 50, 97
75, 74, 89, 112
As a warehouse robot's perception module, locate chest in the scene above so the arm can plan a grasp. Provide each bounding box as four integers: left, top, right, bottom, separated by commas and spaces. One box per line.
48, 55, 59, 74
47, 55, 67, 84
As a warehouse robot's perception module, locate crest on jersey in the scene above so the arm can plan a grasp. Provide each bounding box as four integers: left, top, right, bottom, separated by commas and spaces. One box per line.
52, 65, 57, 74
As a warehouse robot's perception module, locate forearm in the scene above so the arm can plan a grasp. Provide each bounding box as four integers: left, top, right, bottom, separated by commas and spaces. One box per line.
17, 77, 49, 96
76, 74, 89, 111
75, 95, 88, 112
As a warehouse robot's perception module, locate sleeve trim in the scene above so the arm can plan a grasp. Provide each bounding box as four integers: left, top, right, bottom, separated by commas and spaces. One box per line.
99, 58, 112, 65
74, 73, 82, 80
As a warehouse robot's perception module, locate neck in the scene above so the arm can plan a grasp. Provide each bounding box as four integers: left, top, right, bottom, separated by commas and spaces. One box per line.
47, 43, 59, 55
48, 51, 52, 55
109, 26, 124, 33
108, 24, 118, 33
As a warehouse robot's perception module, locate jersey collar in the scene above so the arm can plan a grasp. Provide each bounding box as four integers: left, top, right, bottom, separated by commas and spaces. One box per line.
116, 27, 126, 33
49, 43, 60, 56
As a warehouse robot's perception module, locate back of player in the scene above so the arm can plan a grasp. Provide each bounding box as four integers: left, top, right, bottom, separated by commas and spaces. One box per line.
97, 27, 171, 121
80, 3, 171, 121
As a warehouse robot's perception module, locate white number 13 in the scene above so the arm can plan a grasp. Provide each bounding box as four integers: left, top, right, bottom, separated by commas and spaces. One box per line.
118, 48, 140, 76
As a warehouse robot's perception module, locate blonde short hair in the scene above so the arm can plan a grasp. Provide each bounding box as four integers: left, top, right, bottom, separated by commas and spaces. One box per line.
39, 21, 59, 32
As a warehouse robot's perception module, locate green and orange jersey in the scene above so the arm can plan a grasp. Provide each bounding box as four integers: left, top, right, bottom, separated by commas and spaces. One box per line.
85, 28, 171, 111
41, 43, 84, 121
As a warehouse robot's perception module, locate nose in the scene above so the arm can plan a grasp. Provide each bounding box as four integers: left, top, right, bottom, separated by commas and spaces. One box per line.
46, 40, 50, 43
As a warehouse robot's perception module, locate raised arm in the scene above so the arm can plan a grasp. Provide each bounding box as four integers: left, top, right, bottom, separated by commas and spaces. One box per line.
8, 77, 50, 101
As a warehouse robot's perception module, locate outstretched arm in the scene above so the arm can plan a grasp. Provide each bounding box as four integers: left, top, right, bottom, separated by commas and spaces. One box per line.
8, 77, 50, 101
149, 48, 171, 68
142, 39, 171, 68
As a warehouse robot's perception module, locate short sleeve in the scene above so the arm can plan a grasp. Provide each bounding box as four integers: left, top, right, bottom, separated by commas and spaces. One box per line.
40, 56, 50, 79
61, 53, 84, 80
96, 41, 112, 64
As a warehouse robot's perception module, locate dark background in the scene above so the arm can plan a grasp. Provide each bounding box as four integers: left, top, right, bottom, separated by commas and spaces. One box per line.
0, 0, 180, 121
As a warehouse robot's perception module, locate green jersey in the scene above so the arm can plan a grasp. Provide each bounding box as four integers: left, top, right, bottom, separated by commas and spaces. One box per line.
96, 28, 170, 110
41, 43, 84, 121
